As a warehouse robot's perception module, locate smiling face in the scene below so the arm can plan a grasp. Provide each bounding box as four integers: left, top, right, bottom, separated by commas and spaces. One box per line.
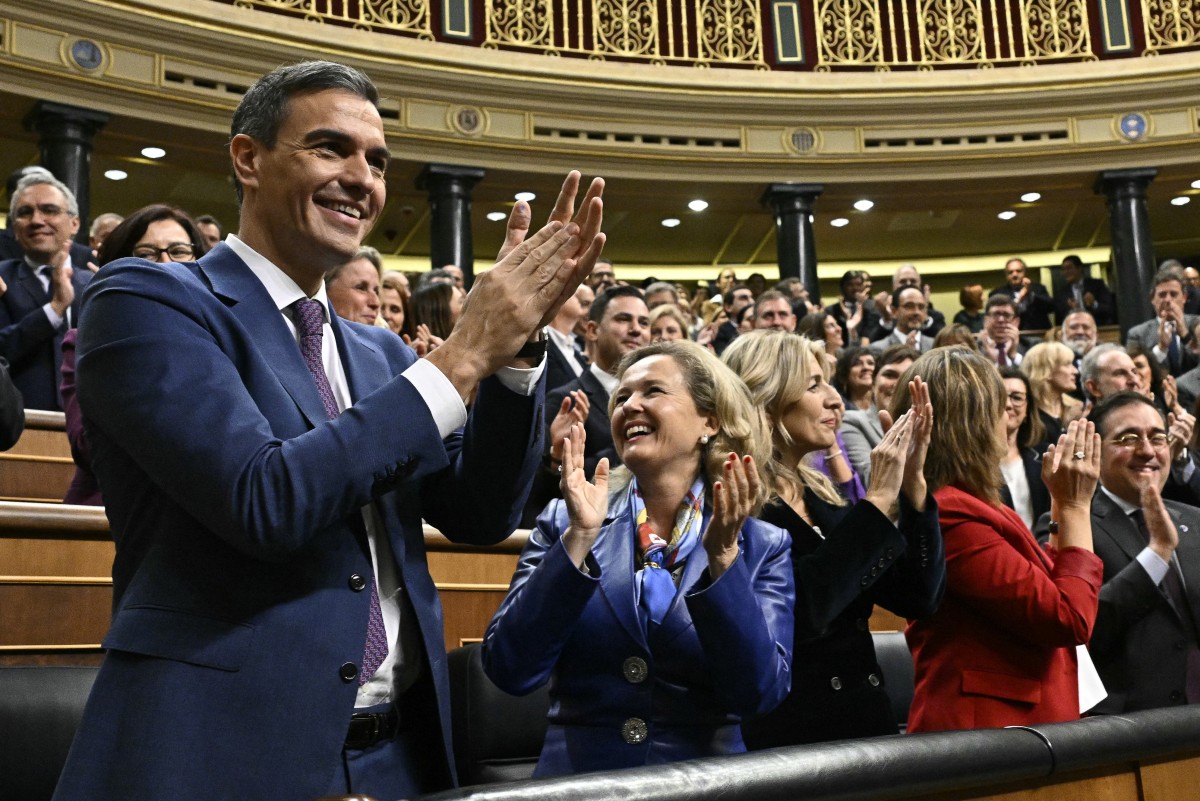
611, 354, 717, 481
1002, 377, 1028, 436
822, 314, 844, 350
651, 315, 684, 342
587, 295, 650, 373
1099, 401, 1170, 505
131, 219, 195, 263
1049, 357, 1079, 394
1005, 259, 1027, 288
779, 353, 841, 455
327, 257, 381, 325
12, 182, 80, 264
1088, 350, 1143, 400
849, 353, 875, 391
1130, 353, 1155, 398
755, 298, 795, 332
379, 286, 404, 333
874, 356, 913, 410
232, 88, 389, 293
894, 286, 928, 333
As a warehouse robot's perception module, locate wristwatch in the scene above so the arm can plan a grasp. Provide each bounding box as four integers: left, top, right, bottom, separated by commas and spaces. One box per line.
515, 329, 548, 360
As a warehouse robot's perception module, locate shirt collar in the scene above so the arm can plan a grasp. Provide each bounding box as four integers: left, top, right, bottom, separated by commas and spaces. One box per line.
1099, 483, 1139, 515
589, 361, 619, 396
226, 234, 332, 322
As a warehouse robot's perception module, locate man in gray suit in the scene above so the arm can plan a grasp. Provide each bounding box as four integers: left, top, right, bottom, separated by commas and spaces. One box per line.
1125, 266, 1200, 377
840, 344, 918, 483
1087, 392, 1200, 712
869, 286, 935, 355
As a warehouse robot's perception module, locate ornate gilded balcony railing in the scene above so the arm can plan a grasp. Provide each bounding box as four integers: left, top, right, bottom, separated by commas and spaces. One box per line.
482, 0, 765, 67
217, 0, 1199, 69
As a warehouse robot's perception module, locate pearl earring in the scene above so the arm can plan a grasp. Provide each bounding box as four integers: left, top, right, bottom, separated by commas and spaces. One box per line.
699, 435, 710, 445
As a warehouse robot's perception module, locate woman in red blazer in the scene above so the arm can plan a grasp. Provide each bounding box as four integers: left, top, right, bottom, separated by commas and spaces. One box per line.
892, 346, 1104, 732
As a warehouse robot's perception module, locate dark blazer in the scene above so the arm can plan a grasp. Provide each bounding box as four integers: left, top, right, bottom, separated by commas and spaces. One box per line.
1125, 314, 1200, 377
1088, 491, 1200, 713
0, 258, 91, 410
743, 490, 944, 747
482, 493, 795, 776
1054, 277, 1115, 326
1000, 447, 1051, 529
546, 368, 617, 477
907, 486, 1103, 732
53, 245, 543, 801
0, 358, 24, 451
545, 338, 587, 393
990, 282, 1055, 331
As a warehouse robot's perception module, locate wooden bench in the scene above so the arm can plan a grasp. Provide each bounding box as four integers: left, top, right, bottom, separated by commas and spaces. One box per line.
0, 411, 73, 504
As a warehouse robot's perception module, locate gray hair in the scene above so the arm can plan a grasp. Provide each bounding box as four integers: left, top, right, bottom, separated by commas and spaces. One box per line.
230, 61, 379, 202
1080, 342, 1125, 395
10, 172, 79, 220
89, 212, 123, 238
644, 281, 678, 304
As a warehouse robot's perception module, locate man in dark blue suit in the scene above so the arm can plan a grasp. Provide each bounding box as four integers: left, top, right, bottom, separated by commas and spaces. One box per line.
53, 61, 605, 801
0, 172, 92, 410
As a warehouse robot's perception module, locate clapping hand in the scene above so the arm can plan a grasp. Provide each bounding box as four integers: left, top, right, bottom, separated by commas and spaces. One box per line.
549, 390, 590, 466
703, 453, 757, 580
1041, 419, 1100, 512
559, 422, 609, 568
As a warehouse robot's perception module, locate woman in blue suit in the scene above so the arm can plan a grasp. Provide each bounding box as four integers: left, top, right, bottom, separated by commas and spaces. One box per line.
483, 339, 795, 776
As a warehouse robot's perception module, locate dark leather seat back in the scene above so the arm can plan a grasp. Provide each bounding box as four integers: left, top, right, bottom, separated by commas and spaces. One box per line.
872, 630, 914, 731
447, 642, 549, 786
0, 665, 98, 800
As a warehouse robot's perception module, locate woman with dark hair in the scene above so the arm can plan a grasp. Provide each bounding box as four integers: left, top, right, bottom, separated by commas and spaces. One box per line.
797, 311, 845, 358
379, 271, 409, 336
405, 281, 465, 353
893, 346, 1103, 732
953, 284, 986, 333
61, 205, 209, 505
833, 346, 875, 411
1125, 340, 1182, 416
998, 367, 1049, 530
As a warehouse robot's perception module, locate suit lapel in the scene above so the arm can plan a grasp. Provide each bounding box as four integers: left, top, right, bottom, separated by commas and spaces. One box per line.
329, 313, 385, 403
199, 245, 329, 429
592, 489, 647, 648
17, 261, 48, 307
1093, 491, 1157, 565
578, 368, 611, 426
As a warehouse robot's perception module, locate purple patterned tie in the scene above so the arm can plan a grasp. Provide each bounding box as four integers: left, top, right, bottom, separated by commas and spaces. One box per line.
291, 298, 388, 685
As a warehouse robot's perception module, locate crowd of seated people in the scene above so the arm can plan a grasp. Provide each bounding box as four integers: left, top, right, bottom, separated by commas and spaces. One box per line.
8, 147, 1200, 795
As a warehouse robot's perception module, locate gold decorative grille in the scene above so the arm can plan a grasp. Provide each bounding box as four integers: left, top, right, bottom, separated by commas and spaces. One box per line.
483, 0, 766, 66
231, 0, 431, 36
1141, 0, 1200, 53
814, 0, 1093, 69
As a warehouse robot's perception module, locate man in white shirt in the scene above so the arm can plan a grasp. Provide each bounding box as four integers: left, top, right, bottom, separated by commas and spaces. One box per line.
55, 61, 605, 801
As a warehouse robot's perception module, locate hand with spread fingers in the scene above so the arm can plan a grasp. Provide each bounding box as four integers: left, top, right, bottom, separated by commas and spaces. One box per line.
704, 453, 758, 579
1042, 418, 1101, 513
559, 422, 609, 568
427, 170, 606, 398
549, 390, 590, 466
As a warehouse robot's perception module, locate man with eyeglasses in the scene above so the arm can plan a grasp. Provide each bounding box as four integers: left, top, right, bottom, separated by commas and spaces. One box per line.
989, 257, 1055, 331
1074, 392, 1200, 712
0, 171, 93, 410
869, 285, 934, 355
867, 263, 946, 341
979, 295, 1030, 367
0, 166, 93, 267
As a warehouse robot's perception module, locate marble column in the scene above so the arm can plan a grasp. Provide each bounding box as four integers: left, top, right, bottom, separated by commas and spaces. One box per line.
24, 101, 109, 244
1095, 167, 1157, 338
416, 164, 485, 286
761, 182, 825, 307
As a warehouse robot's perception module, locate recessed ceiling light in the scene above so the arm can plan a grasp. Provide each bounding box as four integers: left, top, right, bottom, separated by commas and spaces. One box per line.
141, 147, 166, 159
998, 210, 1017, 220
486, 211, 507, 221
1020, 192, 1041, 203
661, 218, 681, 228
853, 199, 874, 212
514, 191, 536, 202
1192, 180, 1200, 189
830, 217, 850, 227
688, 199, 709, 212
1172, 196, 1191, 206
104, 169, 128, 181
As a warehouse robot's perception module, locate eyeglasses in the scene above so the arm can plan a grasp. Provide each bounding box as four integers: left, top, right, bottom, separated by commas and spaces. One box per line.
1006, 392, 1027, 404
1110, 432, 1170, 449
987, 312, 1016, 322
132, 243, 195, 261
14, 203, 69, 220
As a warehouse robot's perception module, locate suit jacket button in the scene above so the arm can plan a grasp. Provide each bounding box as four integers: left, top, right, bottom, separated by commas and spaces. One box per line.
623, 657, 649, 684
868, 673, 881, 687
860, 576, 870, 587
870, 566, 879, 577
349, 574, 367, 592
339, 662, 359, 682
830, 677, 842, 690
885, 548, 895, 559
621, 717, 648, 744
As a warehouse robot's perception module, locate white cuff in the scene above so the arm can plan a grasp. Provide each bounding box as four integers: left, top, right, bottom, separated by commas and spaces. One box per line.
402, 358, 467, 439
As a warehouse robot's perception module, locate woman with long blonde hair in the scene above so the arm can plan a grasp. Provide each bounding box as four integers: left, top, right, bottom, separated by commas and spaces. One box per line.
723, 330, 944, 745
1023, 341, 1082, 447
